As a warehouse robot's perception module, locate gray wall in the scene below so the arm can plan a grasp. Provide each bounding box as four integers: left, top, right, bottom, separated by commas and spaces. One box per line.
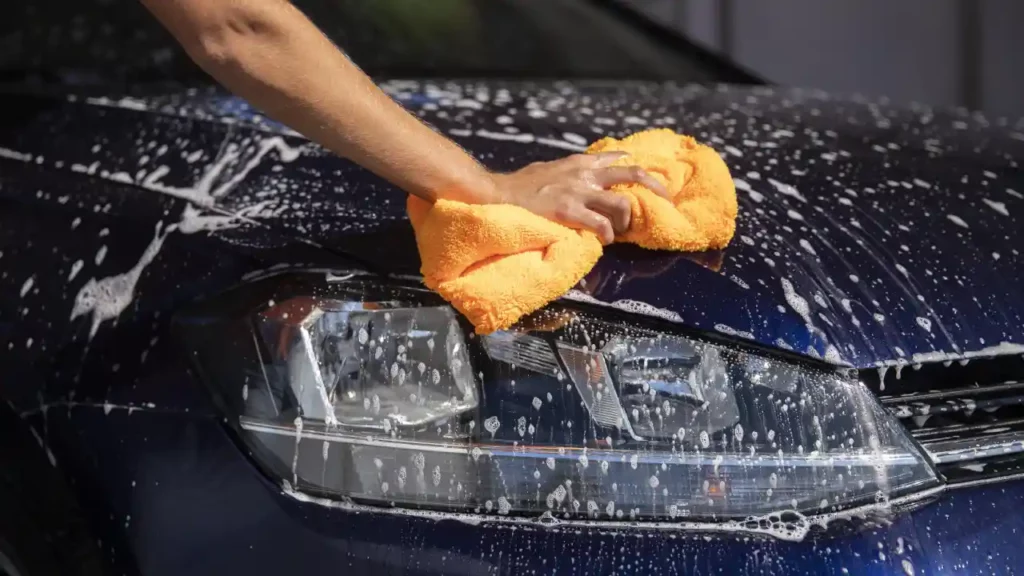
981, 0, 1024, 117
619, 0, 1024, 117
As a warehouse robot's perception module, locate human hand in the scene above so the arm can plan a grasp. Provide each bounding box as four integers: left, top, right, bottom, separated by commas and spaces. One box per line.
487, 152, 670, 245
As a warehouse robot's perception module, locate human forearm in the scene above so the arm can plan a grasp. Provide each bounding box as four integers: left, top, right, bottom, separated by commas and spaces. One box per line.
141, 0, 495, 203
143, 0, 668, 244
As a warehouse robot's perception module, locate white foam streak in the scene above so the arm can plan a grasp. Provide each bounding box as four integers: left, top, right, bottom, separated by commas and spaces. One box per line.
734, 178, 764, 202
68, 260, 84, 281
71, 222, 170, 338
280, 481, 944, 543
84, 96, 149, 111
474, 129, 535, 143
141, 136, 303, 207
562, 291, 684, 324
176, 201, 276, 234
982, 198, 1009, 216
767, 178, 807, 202
535, 138, 586, 152
946, 214, 969, 228
874, 342, 1024, 367
780, 278, 813, 327
0, 147, 33, 162
714, 324, 755, 340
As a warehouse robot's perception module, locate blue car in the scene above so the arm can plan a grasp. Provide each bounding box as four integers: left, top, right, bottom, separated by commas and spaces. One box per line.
1, 2, 1023, 574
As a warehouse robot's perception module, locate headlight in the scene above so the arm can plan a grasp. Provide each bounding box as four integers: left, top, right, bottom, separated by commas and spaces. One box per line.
178, 272, 939, 522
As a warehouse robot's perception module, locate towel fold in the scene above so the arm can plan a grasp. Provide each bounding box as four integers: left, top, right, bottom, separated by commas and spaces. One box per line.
407, 128, 737, 334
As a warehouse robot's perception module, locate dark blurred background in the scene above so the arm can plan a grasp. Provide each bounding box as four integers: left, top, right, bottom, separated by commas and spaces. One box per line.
0, 0, 1021, 116
614, 0, 1023, 117
0, 0, 755, 86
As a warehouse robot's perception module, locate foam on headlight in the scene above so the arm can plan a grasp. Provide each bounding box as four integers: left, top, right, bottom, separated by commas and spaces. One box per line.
178, 275, 940, 523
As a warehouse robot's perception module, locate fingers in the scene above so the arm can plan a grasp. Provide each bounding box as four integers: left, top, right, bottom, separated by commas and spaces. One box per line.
584, 190, 632, 235
593, 165, 671, 199
578, 209, 615, 245
555, 201, 615, 245
587, 151, 630, 168
559, 153, 671, 199
501, 151, 670, 244
575, 152, 671, 199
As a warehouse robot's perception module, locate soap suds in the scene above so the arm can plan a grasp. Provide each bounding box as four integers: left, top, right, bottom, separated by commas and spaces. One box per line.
780, 278, 813, 327
0, 147, 33, 162
875, 342, 1024, 367
768, 178, 807, 202
71, 222, 170, 338
68, 260, 84, 281
19, 277, 34, 298
141, 136, 304, 207
946, 214, 969, 228
714, 324, 755, 340
734, 178, 764, 202
982, 198, 1009, 216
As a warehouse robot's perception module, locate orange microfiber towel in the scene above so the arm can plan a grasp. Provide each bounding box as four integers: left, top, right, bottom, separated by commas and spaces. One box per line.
407, 128, 738, 334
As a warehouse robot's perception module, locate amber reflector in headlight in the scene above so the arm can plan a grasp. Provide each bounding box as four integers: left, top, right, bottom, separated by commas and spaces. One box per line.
177, 273, 939, 521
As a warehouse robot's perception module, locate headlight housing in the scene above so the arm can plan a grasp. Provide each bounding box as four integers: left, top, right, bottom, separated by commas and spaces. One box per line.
178, 272, 939, 522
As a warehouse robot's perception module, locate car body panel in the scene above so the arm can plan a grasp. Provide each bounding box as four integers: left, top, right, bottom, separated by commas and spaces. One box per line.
29, 394, 1024, 576
2, 80, 1024, 575
4, 81, 1024, 375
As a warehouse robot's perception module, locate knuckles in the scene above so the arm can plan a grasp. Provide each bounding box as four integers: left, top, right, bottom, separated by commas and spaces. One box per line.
613, 195, 631, 214
552, 197, 578, 222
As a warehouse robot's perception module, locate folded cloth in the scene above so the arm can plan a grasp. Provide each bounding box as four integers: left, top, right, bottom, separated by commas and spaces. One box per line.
407, 128, 737, 334
587, 129, 737, 251
407, 199, 603, 335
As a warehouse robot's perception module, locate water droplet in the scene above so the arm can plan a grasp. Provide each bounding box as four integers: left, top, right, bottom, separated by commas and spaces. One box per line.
483, 416, 501, 436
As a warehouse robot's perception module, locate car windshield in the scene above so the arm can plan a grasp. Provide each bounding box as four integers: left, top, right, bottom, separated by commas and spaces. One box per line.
0, 0, 755, 88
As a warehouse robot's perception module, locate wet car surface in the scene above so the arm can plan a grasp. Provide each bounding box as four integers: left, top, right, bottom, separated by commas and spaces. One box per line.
2, 2, 1024, 575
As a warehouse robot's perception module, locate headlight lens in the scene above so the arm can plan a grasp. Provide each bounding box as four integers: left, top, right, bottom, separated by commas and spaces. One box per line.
276, 302, 477, 430
179, 273, 939, 521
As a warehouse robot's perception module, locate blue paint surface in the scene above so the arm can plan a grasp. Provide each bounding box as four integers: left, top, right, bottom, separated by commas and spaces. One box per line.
41, 398, 1024, 575
1, 76, 1023, 574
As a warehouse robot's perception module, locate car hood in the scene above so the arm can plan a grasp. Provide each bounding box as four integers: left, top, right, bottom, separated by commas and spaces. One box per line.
4, 80, 1024, 369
